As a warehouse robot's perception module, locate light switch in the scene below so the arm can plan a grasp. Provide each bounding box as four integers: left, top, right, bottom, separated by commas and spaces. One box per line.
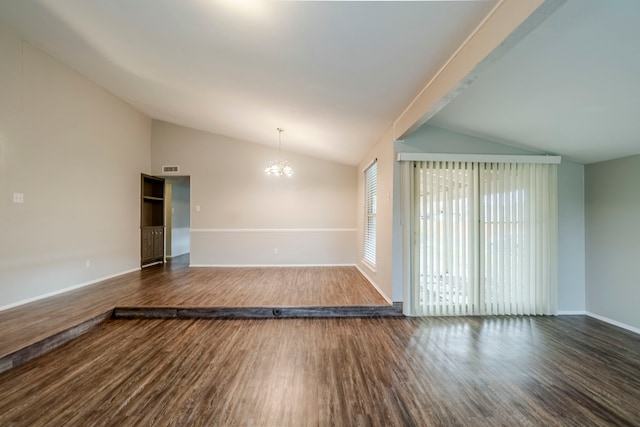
13, 193, 24, 203
195, 205, 201, 212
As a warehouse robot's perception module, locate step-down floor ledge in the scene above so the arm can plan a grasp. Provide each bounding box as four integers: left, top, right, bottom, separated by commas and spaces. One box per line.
113, 303, 403, 319
0, 311, 112, 374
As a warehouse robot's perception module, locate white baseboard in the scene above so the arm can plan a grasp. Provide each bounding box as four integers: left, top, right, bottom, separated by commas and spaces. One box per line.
0, 267, 141, 313
189, 264, 355, 267
355, 265, 392, 304
557, 310, 586, 315
586, 312, 640, 335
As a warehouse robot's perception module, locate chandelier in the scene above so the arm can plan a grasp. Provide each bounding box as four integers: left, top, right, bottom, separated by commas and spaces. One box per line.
264, 128, 294, 177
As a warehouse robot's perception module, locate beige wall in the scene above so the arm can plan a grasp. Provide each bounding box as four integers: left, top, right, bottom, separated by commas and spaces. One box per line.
585, 155, 640, 331
151, 121, 357, 266
0, 26, 151, 309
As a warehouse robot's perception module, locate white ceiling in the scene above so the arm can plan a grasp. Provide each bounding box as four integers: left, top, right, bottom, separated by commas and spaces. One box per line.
0, 0, 497, 165
428, 0, 640, 165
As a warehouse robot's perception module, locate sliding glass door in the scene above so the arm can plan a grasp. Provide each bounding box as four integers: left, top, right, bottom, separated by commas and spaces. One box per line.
406, 160, 557, 316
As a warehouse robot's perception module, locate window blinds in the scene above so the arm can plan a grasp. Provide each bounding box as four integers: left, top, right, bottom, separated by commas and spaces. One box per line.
363, 161, 378, 267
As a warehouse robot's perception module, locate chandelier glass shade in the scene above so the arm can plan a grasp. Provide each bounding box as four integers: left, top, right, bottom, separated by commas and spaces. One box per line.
265, 159, 294, 177
265, 128, 294, 177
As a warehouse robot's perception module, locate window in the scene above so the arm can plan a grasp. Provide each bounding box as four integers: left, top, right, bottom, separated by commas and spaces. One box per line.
363, 160, 377, 268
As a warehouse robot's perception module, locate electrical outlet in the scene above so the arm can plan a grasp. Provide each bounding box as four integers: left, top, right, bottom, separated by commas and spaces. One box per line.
13, 193, 24, 203
85, 259, 91, 268
274, 247, 279, 254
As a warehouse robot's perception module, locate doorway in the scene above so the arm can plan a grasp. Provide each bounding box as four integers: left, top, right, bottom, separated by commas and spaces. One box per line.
164, 176, 191, 259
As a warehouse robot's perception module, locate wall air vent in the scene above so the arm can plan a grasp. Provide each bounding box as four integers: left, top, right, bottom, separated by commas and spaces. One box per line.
162, 165, 180, 173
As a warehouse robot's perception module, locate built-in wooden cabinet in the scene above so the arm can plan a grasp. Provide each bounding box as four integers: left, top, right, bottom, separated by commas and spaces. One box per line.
141, 174, 165, 266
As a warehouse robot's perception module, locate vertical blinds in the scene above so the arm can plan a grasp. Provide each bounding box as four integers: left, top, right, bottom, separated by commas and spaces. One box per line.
409, 161, 557, 316
363, 161, 377, 267
411, 161, 478, 316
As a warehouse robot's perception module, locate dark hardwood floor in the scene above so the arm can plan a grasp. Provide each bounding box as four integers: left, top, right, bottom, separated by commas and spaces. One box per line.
1, 315, 639, 426
0, 256, 388, 362
3, 256, 640, 425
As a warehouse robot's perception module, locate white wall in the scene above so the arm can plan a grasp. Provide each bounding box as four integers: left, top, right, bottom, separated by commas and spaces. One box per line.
0, 27, 151, 309
557, 161, 586, 313
391, 125, 586, 311
151, 121, 357, 266
585, 155, 640, 331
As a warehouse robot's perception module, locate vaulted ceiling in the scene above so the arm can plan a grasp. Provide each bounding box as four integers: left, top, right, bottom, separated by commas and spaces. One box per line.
1, 1, 638, 166
428, 0, 640, 164
0, 0, 496, 165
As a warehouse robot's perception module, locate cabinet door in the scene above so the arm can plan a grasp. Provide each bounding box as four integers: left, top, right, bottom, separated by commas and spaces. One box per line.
141, 228, 154, 263
153, 228, 164, 260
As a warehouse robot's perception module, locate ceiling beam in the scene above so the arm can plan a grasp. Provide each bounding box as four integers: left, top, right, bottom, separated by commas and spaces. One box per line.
393, 0, 566, 141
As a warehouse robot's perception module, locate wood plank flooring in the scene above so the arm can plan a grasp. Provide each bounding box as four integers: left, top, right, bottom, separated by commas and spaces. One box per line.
0, 255, 388, 361
1, 315, 639, 426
